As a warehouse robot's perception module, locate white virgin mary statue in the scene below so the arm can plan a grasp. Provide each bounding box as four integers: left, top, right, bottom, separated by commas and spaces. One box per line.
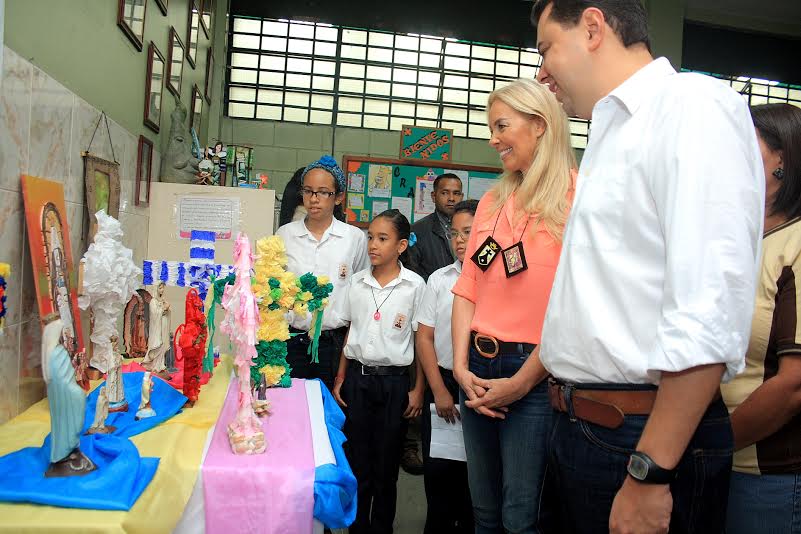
142, 282, 171, 373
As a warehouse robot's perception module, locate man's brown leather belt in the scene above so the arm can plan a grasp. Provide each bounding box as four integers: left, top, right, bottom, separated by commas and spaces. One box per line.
548, 379, 721, 429
548, 379, 657, 429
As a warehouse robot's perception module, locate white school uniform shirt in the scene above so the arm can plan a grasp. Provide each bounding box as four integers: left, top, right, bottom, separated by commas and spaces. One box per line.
277, 218, 369, 331
540, 57, 764, 385
343, 263, 426, 367
414, 260, 461, 370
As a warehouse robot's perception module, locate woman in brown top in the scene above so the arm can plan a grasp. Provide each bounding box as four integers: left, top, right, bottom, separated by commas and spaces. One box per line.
722, 103, 801, 534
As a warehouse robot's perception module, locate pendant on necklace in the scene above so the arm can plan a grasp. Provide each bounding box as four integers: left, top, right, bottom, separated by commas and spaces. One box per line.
374, 311, 381, 321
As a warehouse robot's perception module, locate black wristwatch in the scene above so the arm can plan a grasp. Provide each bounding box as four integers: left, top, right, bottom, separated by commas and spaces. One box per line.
627, 452, 677, 484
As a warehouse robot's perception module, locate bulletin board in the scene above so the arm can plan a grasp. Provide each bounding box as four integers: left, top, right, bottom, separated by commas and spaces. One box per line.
342, 155, 501, 228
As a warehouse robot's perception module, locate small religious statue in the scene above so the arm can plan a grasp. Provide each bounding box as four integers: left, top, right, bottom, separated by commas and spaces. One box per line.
107, 335, 128, 412
42, 319, 96, 478
195, 158, 216, 186
141, 282, 171, 377
160, 95, 201, 184
86, 386, 116, 435
135, 372, 157, 420
124, 292, 149, 358
179, 288, 207, 407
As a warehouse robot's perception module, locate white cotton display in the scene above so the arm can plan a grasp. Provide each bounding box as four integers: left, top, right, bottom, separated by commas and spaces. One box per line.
78, 211, 142, 373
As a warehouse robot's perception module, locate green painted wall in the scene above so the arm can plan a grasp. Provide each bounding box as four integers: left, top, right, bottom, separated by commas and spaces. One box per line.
219, 118, 506, 194
4, 0, 221, 154
644, 0, 685, 68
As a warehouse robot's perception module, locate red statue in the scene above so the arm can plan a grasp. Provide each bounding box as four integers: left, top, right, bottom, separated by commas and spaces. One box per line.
179, 288, 207, 407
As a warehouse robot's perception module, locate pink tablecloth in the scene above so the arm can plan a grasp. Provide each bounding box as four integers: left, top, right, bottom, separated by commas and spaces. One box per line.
201, 379, 316, 534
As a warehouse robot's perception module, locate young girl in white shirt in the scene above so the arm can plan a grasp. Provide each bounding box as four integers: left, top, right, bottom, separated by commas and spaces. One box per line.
333, 209, 426, 534
276, 155, 368, 392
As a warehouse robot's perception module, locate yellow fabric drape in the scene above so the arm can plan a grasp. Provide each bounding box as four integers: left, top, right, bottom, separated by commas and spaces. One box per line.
0, 356, 233, 534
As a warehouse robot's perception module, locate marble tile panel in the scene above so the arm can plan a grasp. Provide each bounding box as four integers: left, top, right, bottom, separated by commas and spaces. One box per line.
18, 224, 40, 325
0, 188, 26, 326
0, 47, 32, 193
65, 200, 88, 265
67, 97, 104, 204
0, 323, 21, 424
28, 68, 73, 184
19, 317, 44, 413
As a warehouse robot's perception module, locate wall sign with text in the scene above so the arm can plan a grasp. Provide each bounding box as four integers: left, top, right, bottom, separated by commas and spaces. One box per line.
399, 125, 453, 161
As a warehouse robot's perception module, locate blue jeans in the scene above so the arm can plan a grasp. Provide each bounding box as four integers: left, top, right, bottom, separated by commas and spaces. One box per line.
460, 347, 552, 534
547, 386, 733, 534
727, 470, 801, 534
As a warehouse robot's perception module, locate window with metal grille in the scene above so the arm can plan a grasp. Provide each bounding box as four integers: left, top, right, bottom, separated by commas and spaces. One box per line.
226, 16, 590, 149
683, 70, 801, 108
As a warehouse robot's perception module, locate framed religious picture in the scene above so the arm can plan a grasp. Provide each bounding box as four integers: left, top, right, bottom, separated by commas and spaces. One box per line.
200, 0, 213, 38
167, 27, 184, 98
190, 84, 203, 134
117, 0, 146, 51
186, 0, 200, 69
20, 175, 85, 357
143, 42, 165, 133
82, 154, 121, 239
135, 135, 154, 206
155, 0, 167, 16
204, 47, 214, 103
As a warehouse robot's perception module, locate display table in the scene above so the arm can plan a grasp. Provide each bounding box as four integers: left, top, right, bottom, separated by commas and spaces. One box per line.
0, 357, 353, 533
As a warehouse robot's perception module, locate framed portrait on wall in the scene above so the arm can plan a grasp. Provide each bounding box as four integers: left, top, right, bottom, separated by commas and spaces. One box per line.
186, 0, 200, 69
117, 0, 146, 51
144, 42, 165, 133
200, 0, 213, 38
167, 26, 184, 98
82, 154, 121, 239
190, 84, 203, 134
135, 136, 154, 206
204, 46, 214, 103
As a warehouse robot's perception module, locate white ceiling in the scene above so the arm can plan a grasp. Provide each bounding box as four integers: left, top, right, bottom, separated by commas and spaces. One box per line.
685, 0, 801, 36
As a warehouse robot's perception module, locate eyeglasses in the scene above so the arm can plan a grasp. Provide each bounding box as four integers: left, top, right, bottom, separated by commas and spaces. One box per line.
301, 188, 336, 199
449, 229, 471, 241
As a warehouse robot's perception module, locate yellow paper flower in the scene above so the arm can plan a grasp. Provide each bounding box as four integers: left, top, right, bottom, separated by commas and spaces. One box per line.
317, 275, 330, 286
299, 291, 312, 302
260, 364, 287, 386
293, 303, 308, 317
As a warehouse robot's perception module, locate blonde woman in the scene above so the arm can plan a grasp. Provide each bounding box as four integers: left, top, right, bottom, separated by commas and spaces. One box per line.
451, 78, 576, 532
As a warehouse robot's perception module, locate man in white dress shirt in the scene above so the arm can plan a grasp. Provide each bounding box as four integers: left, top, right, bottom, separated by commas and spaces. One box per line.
531, 1, 764, 533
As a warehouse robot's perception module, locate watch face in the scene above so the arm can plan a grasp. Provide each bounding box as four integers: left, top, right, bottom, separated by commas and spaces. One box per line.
628, 455, 649, 480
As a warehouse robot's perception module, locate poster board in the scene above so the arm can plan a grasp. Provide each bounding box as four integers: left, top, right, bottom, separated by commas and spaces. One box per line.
145, 182, 275, 327
342, 155, 501, 228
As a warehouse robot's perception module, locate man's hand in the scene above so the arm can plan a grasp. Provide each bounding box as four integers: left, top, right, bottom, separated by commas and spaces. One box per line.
332, 376, 347, 408
609, 476, 672, 534
433, 389, 460, 424
404, 387, 424, 419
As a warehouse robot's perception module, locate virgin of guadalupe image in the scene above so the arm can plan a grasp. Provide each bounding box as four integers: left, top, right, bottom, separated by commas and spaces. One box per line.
41, 203, 78, 355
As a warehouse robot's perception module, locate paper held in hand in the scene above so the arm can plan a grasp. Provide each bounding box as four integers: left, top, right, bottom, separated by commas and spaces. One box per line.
429, 403, 467, 462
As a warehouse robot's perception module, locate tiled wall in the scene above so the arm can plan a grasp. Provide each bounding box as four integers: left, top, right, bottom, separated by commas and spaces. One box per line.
0, 46, 160, 424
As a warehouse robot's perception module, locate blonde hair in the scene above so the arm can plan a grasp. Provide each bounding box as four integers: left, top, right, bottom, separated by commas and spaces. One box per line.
487, 78, 576, 241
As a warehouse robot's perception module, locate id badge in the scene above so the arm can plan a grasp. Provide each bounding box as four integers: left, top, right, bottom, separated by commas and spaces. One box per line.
470, 235, 501, 272
502, 242, 528, 278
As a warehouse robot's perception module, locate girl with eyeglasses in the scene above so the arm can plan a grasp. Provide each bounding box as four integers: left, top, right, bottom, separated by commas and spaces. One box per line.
275, 155, 368, 392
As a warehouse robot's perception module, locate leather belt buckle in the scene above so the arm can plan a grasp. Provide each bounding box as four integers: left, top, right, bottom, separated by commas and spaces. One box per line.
473, 334, 499, 359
